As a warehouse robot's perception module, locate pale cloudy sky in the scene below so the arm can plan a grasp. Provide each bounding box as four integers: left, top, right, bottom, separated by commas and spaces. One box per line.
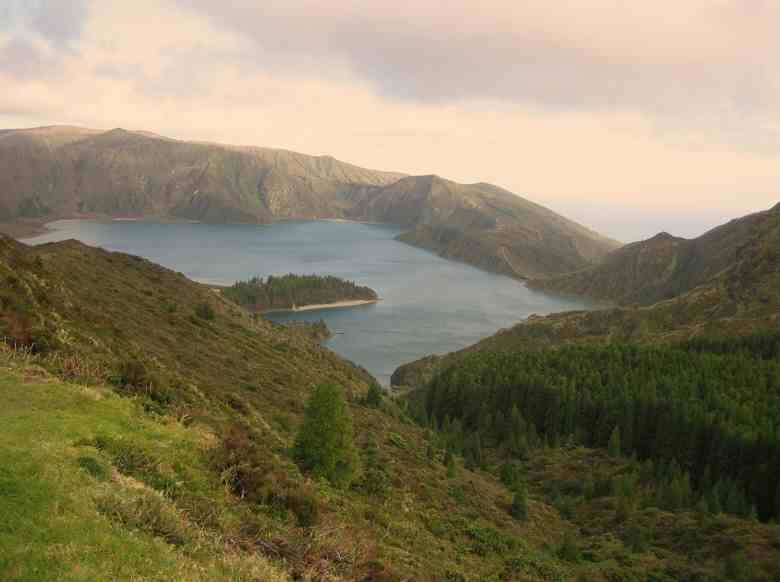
1, 1, 778, 241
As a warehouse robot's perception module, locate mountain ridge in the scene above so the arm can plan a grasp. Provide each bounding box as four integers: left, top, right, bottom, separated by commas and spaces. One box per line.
0, 125, 619, 278
528, 203, 780, 305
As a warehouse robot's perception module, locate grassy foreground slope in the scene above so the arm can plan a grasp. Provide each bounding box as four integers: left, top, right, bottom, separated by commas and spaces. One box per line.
5, 348, 780, 582
0, 350, 288, 582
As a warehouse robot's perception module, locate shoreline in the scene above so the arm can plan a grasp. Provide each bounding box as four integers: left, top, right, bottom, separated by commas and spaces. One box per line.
262, 299, 380, 314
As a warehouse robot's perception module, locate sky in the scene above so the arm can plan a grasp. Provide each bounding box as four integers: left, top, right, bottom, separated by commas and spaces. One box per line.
0, 1, 778, 242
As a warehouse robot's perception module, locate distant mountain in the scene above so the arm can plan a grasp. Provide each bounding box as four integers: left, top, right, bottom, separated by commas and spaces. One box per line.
393, 204, 780, 386
0, 125, 619, 278
529, 203, 780, 305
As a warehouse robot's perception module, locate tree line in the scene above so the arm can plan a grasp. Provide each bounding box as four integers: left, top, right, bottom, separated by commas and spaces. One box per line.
223, 273, 377, 312
416, 331, 780, 521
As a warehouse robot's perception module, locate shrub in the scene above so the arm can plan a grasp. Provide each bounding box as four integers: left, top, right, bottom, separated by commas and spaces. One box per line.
558, 531, 581, 562
195, 302, 215, 321
77, 456, 108, 481
285, 486, 321, 527
510, 484, 529, 521
96, 491, 190, 546
364, 383, 383, 407
89, 436, 177, 495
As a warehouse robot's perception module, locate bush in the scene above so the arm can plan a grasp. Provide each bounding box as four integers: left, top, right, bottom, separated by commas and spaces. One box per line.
89, 436, 177, 495
195, 302, 215, 321
558, 531, 581, 562
77, 456, 108, 481
212, 424, 321, 526
510, 484, 529, 521
364, 383, 383, 407
96, 491, 190, 546
285, 486, 321, 527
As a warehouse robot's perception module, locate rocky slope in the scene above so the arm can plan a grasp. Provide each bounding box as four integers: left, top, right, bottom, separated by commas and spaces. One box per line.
529, 202, 780, 305
0, 125, 619, 278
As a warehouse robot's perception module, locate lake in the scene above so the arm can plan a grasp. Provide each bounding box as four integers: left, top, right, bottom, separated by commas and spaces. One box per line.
23, 219, 593, 385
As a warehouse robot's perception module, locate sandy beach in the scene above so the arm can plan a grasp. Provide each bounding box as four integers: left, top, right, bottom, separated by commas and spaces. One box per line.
263, 299, 380, 314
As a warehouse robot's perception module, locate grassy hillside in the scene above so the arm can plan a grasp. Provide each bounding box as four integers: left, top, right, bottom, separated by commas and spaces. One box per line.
358, 176, 620, 278
0, 349, 288, 582
0, 126, 619, 279
529, 203, 780, 305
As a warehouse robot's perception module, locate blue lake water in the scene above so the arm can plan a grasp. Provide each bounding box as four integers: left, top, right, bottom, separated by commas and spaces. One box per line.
24, 219, 593, 384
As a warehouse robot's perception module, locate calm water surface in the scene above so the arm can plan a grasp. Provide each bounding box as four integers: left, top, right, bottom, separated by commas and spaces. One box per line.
24, 219, 593, 384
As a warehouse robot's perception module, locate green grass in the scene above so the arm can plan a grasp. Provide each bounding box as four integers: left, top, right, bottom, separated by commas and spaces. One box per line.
0, 364, 288, 582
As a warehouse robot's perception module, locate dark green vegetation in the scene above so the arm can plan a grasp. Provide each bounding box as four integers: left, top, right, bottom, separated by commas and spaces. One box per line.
417, 334, 780, 521
0, 125, 618, 278
223, 273, 378, 312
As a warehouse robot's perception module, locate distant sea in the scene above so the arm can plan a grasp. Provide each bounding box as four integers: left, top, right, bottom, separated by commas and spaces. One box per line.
24, 219, 594, 385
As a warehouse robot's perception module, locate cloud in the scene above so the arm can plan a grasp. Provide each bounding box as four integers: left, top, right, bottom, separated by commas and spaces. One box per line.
0, 0, 777, 239
169, 0, 779, 152
0, 0, 90, 80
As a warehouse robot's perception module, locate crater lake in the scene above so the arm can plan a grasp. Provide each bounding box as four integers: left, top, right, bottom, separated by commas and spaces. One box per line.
24, 219, 594, 384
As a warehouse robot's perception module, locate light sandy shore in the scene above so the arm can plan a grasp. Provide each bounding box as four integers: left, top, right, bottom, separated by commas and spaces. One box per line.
264, 299, 380, 314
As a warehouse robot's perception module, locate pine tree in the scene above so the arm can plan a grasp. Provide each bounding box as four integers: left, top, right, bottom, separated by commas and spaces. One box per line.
501, 461, 518, 487
510, 483, 529, 520
294, 383, 358, 487
608, 426, 622, 457
426, 443, 436, 462
445, 450, 456, 478
365, 382, 383, 408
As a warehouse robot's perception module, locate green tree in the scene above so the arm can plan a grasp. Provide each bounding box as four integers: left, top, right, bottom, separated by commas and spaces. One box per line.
364, 382, 383, 408
510, 483, 529, 520
608, 426, 622, 458
294, 384, 357, 487
445, 450, 456, 478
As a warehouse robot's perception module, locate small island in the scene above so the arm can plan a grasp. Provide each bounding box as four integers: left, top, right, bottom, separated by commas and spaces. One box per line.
222, 273, 379, 313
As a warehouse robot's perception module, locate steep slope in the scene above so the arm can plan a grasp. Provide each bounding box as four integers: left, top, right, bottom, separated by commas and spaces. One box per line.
529, 202, 780, 304
351, 176, 618, 277
0, 125, 619, 278
0, 127, 402, 225
393, 204, 780, 387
